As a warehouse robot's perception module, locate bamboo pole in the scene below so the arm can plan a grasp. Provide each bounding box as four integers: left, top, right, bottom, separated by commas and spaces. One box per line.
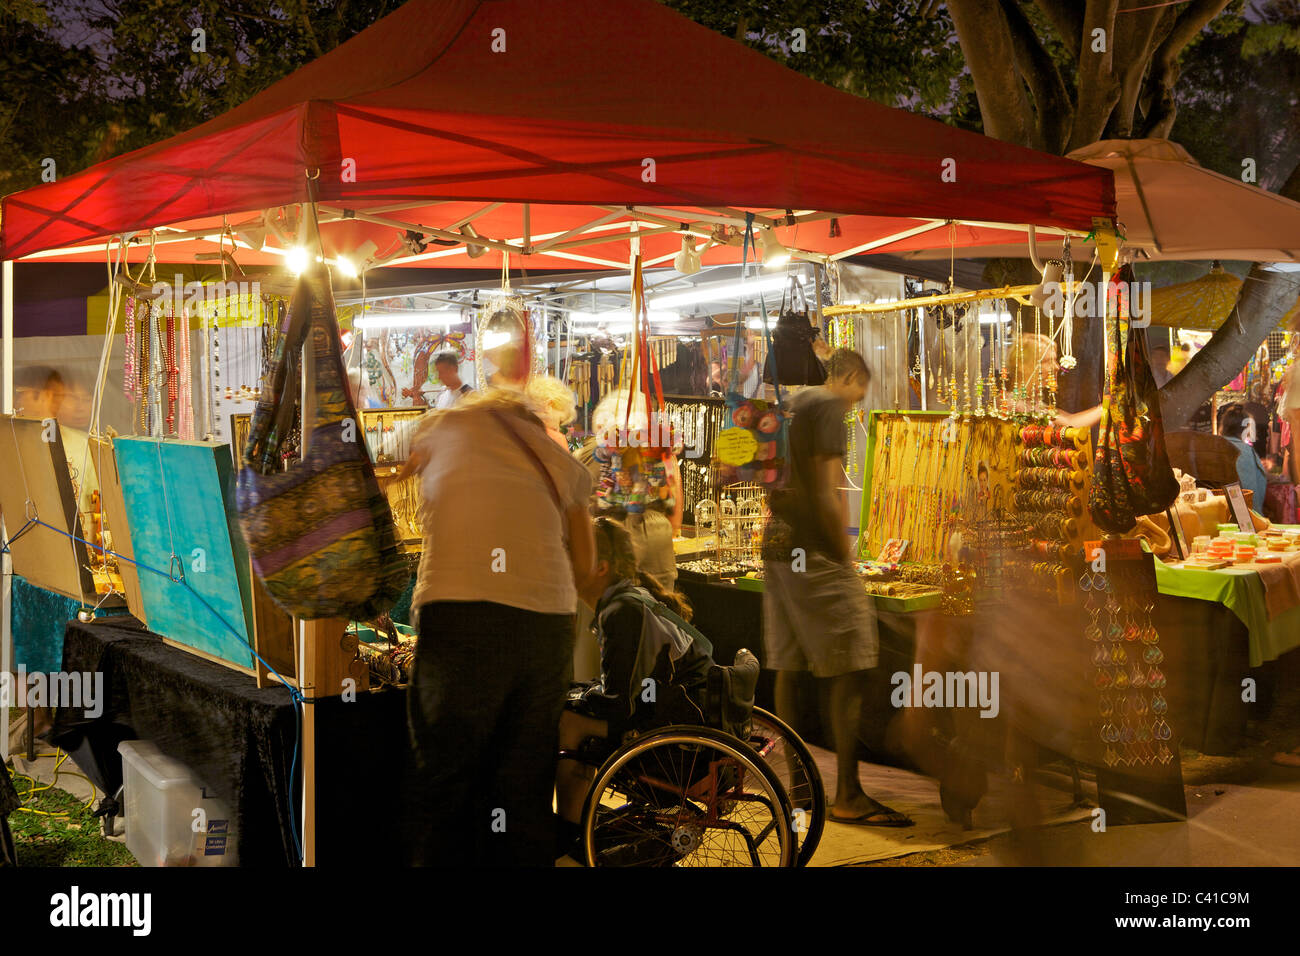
824, 283, 1040, 317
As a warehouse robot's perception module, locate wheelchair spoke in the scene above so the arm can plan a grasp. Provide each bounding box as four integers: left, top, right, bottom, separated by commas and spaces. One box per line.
585, 729, 794, 867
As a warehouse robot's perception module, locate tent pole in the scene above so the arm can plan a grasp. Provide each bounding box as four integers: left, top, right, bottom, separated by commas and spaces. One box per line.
3, 259, 12, 414
1, 260, 11, 763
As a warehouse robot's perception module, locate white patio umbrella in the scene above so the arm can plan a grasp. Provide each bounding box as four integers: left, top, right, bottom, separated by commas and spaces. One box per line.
894, 138, 1300, 263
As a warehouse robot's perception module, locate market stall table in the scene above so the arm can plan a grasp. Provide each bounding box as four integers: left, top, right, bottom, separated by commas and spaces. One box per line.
49, 616, 409, 867
1155, 537, 1300, 667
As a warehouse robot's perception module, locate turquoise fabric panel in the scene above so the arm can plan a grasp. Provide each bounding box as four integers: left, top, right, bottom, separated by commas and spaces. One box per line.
10, 575, 80, 672
113, 438, 255, 670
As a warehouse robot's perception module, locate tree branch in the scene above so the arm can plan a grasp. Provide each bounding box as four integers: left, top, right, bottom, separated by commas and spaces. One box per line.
1032, 0, 1084, 59
947, 0, 1039, 147
1000, 0, 1073, 153
1139, 0, 1231, 138
1104, 5, 1167, 138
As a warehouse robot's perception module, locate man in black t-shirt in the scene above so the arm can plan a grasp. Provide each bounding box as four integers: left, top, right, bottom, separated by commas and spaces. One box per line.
762, 348, 913, 828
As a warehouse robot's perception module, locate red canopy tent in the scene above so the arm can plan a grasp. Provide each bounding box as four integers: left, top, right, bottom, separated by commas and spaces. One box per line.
0, 0, 1113, 272
0, 0, 1120, 868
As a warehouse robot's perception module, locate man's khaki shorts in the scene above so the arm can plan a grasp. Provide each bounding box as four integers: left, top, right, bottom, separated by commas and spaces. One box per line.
762, 551, 878, 677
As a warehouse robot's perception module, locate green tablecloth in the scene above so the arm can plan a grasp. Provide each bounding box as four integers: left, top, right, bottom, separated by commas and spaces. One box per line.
1155, 537, 1300, 667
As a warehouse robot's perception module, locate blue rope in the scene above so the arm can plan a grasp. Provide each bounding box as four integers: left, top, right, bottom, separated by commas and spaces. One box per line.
15, 516, 306, 863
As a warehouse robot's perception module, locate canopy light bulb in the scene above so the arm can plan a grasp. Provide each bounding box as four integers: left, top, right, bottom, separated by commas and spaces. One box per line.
286, 247, 310, 275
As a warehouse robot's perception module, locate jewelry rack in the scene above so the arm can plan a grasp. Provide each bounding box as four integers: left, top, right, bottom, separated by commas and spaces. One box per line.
859, 411, 1019, 565
663, 394, 727, 526
715, 480, 767, 569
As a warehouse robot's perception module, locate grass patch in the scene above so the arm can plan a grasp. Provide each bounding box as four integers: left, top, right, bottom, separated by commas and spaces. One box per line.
7, 771, 137, 867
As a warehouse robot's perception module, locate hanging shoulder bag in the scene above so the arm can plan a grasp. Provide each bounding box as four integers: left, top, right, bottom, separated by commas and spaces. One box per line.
763, 276, 826, 387
236, 269, 409, 619
1088, 267, 1180, 534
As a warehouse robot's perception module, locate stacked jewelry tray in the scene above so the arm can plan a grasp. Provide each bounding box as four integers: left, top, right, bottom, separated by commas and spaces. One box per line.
1014, 423, 1096, 603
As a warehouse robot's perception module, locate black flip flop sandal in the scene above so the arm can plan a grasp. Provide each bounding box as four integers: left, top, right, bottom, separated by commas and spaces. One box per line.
829, 798, 914, 828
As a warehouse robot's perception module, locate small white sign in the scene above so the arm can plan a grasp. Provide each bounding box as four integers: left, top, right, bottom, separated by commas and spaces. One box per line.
1224, 481, 1253, 531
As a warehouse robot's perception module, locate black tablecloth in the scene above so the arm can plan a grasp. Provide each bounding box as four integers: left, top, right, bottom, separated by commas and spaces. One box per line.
51, 618, 409, 867
676, 577, 919, 754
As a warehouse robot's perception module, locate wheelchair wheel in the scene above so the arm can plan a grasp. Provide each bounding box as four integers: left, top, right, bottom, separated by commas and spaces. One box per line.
748, 707, 826, 867
580, 725, 795, 867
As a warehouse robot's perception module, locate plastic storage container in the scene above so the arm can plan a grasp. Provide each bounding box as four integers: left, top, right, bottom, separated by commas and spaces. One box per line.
117, 739, 238, 866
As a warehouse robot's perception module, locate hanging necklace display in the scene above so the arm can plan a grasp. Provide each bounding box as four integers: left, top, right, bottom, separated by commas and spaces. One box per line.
211, 309, 222, 440
137, 300, 151, 433
124, 297, 138, 406
177, 303, 194, 439
149, 301, 166, 437
165, 305, 178, 434
1059, 236, 1077, 372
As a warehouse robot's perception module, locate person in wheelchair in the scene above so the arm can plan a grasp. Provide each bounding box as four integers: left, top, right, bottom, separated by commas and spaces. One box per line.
556, 517, 720, 843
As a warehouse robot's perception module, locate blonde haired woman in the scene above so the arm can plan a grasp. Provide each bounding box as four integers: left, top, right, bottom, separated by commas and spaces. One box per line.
525, 373, 578, 449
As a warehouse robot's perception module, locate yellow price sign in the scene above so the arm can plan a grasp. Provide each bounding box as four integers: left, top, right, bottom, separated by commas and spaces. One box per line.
715, 427, 758, 466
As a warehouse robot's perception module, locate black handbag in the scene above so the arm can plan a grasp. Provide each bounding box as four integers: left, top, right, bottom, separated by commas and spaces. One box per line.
763, 277, 826, 386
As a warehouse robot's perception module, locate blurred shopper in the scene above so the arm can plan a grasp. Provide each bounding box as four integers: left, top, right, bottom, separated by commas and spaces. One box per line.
762, 348, 912, 827
1285, 347, 1300, 484
1221, 403, 1268, 504
433, 351, 474, 409
14, 366, 65, 421
58, 374, 94, 430
400, 312, 596, 866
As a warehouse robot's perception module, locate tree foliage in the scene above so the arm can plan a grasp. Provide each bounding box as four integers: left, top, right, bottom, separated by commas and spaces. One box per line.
660, 1, 975, 124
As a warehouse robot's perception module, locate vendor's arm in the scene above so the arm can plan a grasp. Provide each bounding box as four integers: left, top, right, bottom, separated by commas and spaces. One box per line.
396, 412, 441, 481
665, 453, 683, 535
1055, 404, 1103, 430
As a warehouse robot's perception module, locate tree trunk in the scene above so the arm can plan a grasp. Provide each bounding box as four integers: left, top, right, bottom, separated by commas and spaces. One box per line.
947, 0, 1039, 148
1159, 160, 1300, 428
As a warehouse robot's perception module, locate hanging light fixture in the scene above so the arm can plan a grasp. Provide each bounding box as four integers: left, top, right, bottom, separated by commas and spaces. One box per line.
759, 228, 790, 269
462, 224, 487, 259
336, 239, 379, 278
1031, 258, 1066, 318
286, 247, 311, 275
673, 233, 702, 275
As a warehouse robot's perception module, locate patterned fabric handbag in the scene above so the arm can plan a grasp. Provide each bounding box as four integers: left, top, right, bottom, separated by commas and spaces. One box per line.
1089, 268, 1180, 534
716, 217, 788, 489
236, 269, 409, 619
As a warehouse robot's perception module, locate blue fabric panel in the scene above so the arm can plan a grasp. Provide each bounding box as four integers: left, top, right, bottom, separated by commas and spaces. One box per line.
10, 574, 80, 672
113, 438, 255, 670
